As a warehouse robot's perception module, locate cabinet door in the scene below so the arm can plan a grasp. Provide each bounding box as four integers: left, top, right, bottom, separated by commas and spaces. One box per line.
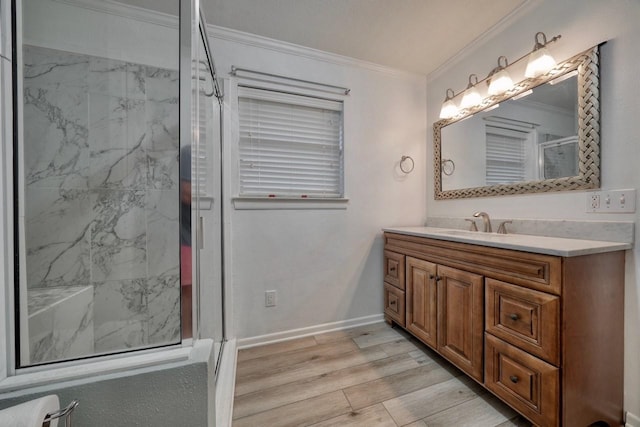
437, 265, 484, 382
406, 257, 437, 349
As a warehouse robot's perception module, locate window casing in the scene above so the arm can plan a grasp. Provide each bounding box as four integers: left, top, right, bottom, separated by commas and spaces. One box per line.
237, 87, 344, 199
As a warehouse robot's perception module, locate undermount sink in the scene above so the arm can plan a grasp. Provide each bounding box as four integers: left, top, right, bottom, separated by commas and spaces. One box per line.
435, 229, 513, 239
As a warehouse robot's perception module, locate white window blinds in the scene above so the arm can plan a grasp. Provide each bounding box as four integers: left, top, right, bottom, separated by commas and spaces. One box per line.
238, 87, 344, 198
485, 125, 528, 185
191, 93, 210, 198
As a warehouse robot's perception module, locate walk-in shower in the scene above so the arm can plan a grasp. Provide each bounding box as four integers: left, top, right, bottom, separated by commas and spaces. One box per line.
12, 0, 224, 369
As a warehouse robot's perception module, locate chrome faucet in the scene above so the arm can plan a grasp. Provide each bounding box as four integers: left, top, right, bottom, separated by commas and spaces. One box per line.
473, 211, 492, 233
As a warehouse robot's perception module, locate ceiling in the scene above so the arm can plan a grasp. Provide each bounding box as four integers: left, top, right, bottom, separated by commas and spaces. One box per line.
122, 0, 528, 75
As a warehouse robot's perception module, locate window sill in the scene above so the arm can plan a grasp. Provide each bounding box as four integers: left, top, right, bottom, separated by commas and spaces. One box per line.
233, 197, 349, 210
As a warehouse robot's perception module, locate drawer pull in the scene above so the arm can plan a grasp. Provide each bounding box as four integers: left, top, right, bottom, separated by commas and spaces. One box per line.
389, 266, 396, 272
390, 300, 397, 306
509, 375, 519, 383
509, 313, 519, 321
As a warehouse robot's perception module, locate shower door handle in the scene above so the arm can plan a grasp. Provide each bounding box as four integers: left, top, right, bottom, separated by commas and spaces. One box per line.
198, 216, 204, 249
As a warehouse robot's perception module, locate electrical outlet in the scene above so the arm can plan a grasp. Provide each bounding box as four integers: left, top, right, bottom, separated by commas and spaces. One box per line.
586, 189, 636, 213
265, 290, 277, 307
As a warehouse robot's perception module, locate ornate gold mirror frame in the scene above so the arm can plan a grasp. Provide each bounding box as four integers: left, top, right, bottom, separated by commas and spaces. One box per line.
434, 45, 600, 199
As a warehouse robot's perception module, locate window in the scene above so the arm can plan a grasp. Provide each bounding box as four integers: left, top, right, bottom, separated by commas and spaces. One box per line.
237, 87, 344, 198
485, 125, 530, 185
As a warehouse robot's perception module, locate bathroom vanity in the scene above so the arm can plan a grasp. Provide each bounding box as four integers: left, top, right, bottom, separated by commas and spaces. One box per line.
382, 227, 629, 427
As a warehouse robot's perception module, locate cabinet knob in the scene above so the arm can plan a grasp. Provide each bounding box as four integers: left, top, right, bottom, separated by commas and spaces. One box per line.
429, 274, 435, 279
435, 276, 442, 282
390, 300, 397, 306
509, 375, 519, 383
389, 266, 396, 272
509, 313, 519, 321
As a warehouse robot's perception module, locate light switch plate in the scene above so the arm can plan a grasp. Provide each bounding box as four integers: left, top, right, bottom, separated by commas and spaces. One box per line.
586, 189, 636, 213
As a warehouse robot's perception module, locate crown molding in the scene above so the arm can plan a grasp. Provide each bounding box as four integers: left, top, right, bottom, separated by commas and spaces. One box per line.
206, 25, 422, 79
52, 0, 423, 79
52, 0, 178, 28
427, 0, 541, 83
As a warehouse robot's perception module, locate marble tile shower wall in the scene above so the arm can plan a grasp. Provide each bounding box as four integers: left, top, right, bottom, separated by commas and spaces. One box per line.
22, 45, 181, 362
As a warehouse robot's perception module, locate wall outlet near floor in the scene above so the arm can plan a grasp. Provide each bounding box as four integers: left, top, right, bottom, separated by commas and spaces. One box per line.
586, 189, 636, 213
265, 290, 277, 307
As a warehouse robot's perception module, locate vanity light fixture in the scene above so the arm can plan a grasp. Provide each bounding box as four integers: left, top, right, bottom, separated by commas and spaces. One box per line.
438, 31, 561, 120
460, 74, 482, 110
439, 88, 458, 119
487, 56, 514, 96
525, 32, 562, 78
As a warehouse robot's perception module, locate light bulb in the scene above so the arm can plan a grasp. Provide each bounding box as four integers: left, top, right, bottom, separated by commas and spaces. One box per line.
460, 88, 482, 109
439, 88, 458, 119
459, 75, 482, 110
525, 46, 557, 77
488, 68, 514, 95
525, 33, 559, 78
439, 98, 458, 119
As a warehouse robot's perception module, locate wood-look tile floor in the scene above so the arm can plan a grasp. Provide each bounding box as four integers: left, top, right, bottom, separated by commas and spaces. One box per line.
232, 322, 533, 427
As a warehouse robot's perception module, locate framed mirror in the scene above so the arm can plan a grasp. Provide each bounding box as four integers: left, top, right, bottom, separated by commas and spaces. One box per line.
434, 46, 600, 199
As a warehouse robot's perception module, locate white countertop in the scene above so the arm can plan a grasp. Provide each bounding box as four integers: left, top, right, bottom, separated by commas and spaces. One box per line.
383, 226, 632, 257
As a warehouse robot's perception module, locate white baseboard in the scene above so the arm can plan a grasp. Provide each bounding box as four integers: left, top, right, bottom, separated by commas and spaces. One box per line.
627, 411, 640, 427
237, 314, 385, 349
215, 339, 237, 427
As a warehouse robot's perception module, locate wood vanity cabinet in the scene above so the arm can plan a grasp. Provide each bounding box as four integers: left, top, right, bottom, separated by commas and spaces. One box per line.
383, 232, 625, 427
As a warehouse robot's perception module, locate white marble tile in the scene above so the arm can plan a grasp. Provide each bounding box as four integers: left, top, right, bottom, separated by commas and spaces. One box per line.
146, 271, 181, 345
145, 100, 179, 152
28, 286, 94, 364
95, 319, 148, 353
91, 190, 147, 281
88, 93, 147, 189
25, 188, 92, 288
146, 189, 179, 277
88, 57, 145, 100
93, 279, 146, 325
22, 45, 185, 360
23, 45, 90, 190
145, 66, 178, 103
23, 45, 89, 91
23, 86, 90, 189
145, 99, 179, 189
93, 279, 148, 352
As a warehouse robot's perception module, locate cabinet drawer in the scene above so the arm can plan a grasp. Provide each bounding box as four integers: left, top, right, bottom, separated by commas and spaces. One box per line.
384, 282, 405, 326
486, 278, 560, 365
384, 250, 405, 290
485, 334, 559, 427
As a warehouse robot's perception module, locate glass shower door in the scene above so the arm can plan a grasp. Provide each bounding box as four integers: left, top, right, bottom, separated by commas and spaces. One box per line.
189, 8, 226, 367
16, 0, 182, 366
